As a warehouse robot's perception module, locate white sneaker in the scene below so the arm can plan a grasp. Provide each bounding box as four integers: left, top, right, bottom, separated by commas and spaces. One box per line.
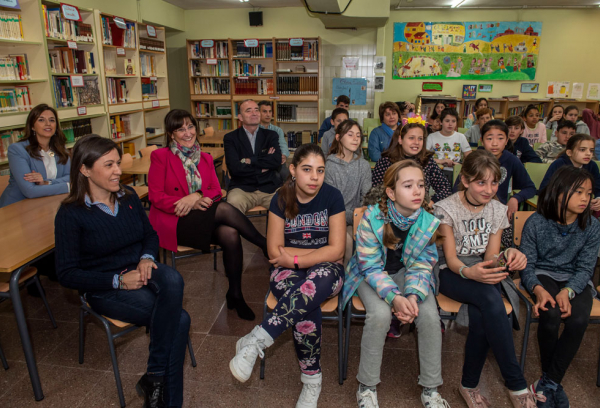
357, 388, 379, 408
229, 325, 273, 383
422, 391, 451, 408
296, 372, 322, 408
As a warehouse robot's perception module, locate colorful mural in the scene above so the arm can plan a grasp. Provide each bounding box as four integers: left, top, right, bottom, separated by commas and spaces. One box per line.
392, 21, 542, 81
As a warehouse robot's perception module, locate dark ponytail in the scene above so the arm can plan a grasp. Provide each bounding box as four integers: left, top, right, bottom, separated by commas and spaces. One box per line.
277, 143, 325, 220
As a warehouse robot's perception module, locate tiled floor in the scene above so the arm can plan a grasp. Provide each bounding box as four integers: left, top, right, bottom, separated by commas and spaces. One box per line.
2, 218, 600, 407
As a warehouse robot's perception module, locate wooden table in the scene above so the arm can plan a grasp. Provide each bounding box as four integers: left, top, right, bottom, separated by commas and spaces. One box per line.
0, 186, 147, 401
204, 147, 225, 161
198, 133, 225, 147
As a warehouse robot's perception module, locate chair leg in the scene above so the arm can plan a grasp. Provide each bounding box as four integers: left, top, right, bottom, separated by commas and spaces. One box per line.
343, 303, 352, 381
33, 276, 57, 329
104, 322, 126, 408
79, 308, 85, 364
520, 303, 533, 371
0, 339, 8, 370
213, 251, 217, 271
171, 251, 176, 269
188, 336, 197, 368
597, 340, 600, 387
337, 300, 343, 385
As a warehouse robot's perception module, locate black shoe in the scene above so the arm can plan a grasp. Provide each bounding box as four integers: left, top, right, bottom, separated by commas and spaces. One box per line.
553, 384, 569, 408
136, 374, 165, 408
226, 292, 256, 321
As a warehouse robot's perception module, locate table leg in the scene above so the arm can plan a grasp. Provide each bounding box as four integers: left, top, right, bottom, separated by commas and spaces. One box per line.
10, 265, 44, 401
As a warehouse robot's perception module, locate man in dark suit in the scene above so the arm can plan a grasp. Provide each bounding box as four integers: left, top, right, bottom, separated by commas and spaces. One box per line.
224, 99, 282, 213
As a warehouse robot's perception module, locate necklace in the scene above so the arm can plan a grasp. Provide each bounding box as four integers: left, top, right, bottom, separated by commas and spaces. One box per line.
463, 191, 482, 209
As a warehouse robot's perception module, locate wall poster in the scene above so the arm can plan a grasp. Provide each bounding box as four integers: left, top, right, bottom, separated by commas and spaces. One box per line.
392, 21, 542, 81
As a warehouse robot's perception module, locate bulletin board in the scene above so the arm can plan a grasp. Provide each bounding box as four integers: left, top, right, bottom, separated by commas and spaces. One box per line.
392, 21, 542, 81
332, 78, 367, 106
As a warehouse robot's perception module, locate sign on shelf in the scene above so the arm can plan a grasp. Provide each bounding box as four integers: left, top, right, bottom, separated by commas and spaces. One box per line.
113, 16, 127, 29
60, 3, 81, 21
146, 25, 156, 38
71, 75, 84, 87
77, 106, 87, 116
201, 40, 214, 48
152, 100, 160, 108
67, 41, 77, 50
244, 39, 259, 48
206, 58, 217, 65
0, 0, 20, 10
289, 38, 303, 46
116, 48, 126, 56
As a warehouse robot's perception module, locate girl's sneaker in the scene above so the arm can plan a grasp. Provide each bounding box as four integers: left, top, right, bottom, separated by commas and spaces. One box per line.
421, 390, 450, 407
458, 386, 491, 408
296, 372, 322, 408
356, 388, 379, 408
529, 379, 556, 408
508, 390, 540, 408
229, 325, 273, 383
386, 318, 402, 338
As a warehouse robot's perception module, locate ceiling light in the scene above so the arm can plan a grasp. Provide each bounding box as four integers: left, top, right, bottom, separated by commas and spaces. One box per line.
451, 0, 467, 7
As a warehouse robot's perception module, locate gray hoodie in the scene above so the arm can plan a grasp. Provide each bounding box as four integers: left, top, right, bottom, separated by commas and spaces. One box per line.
324, 153, 372, 225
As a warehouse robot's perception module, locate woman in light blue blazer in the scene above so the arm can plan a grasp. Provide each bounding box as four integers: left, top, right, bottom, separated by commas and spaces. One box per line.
0, 104, 71, 208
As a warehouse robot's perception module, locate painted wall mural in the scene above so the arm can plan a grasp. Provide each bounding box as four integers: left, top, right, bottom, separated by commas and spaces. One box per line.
392, 21, 542, 81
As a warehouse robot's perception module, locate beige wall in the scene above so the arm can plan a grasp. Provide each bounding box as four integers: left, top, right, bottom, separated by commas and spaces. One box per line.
377, 9, 600, 106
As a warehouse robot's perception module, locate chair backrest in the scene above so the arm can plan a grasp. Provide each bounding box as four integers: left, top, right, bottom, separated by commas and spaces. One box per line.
353, 206, 367, 237
546, 128, 553, 139
524, 162, 550, 189
457, 127, 467, 134
512, 211, 535, 247
533, 142, 542, 151
363, 118, 381, 130
139, 144, 158, 158
120, 153, 133, 167
0, 174, 9, 196
453, 163, 462, 184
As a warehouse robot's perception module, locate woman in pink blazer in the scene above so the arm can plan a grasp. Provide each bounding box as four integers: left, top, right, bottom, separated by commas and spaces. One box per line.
149, 109, 268, 320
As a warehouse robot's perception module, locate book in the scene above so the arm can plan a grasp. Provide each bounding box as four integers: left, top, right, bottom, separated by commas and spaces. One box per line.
277, 104, 318, 122
233, 60, 267, 77
100, 17, 135, 48
0, 54, 29, 80
61, 118, 92, 142
48, 48, 95, 74
124, 58, 135, 75
110, 114, 132, 139
140, 55, 156, 76
42, 6, 93, 42
276, 41, 318, 61
0, 86, 31, 112
233, 41, 272, 58
104, 52, 117, 75
234, 78, 273, 95
0, 11, 23, 41
106, 78, 128, 104
191, 59, 229, 77
192, 78, 230, 95
141, 78, 157, 100
276, 76, 318, 95
139, 38, 165, 52
190, 41, 228, 58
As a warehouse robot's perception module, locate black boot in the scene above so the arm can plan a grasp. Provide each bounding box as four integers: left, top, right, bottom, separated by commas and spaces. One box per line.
136, 374, 165, 408
226, 291, 256, 321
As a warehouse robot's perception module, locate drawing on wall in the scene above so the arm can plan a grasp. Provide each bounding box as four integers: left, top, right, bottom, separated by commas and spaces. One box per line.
521, 83, 539, 93
547, 81, 570, 98
588, 83, 600, 101
392, 21, 542, 81
332, 78, 367, 106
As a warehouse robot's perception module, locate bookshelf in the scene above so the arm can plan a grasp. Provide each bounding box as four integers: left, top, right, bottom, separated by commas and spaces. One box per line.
416, 95, 465, 126
463, 98, 508, 121
186, 37, 321, 135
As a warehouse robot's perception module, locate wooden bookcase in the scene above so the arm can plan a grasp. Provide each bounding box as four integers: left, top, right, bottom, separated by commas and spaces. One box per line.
186, 37, 321, 137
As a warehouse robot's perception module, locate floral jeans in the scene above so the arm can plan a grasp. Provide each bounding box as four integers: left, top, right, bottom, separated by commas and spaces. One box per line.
261, 262, 344, 375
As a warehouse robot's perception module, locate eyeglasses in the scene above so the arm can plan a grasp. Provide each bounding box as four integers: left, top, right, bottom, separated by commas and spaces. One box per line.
174, 125, 196, 135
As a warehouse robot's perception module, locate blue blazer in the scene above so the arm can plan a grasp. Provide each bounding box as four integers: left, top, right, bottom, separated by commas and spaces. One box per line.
0, 140, 71, 208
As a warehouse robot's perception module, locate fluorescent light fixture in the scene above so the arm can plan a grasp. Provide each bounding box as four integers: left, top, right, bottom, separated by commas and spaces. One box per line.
451, 0, 467, 7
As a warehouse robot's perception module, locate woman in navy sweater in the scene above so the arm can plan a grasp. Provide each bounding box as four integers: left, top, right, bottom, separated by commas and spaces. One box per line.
54, 135, 189, 408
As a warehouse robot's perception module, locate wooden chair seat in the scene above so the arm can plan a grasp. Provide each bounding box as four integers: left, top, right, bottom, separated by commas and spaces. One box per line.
85, 302, 133, 328
176, 244, 219, 253
266, 291, 339, 313
352, 296, 365, 312
437, 293, 513, 315
0, 267, 37, 292
247, 205, 268, 214
514, 280, 600, 318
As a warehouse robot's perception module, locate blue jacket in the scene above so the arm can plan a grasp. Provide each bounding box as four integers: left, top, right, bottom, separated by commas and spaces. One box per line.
512, 136, 542, 164
367, 126, 393, 162
453, 148, 535, 205
539, 154, 600, 196
318, 116, 332, 141
0, 140, 71, 208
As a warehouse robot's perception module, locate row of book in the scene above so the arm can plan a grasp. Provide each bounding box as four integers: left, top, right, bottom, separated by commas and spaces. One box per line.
276, 76, 318, 95
0, 54, 30, 80
140, 54, 157, 77
463, 103, 496, 118
508, 104, 547, 118
233, 41, 273, 58
52, 76, 102, 107
276, 42, 318, 61
0, 129, 24, 159
140, 38, 165, 53
286, 131, 318, 149
48, 48, 97, 74
104, 53, 136, 76
195, 102, 231, 118
191, 60, 229, 77
0, 11, 22, 41
234, 78, 273, 95
190, 41, 228, 59
141, 78, 157, 99
0, 86, 31, 112
42, 6, 93, 42
106, 78, 129, 104
233, 60, 269, 77
192, 77, 230, 95
62, 119, 92, 142
100, 16, 136, 48
110, 114, 132, 139
277, 105, 318, 123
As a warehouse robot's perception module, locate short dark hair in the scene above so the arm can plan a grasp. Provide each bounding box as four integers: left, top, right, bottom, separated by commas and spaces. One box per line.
378, 101, 401, 122
521, 104, 539, 118
537, 166, 594, 230
564, 105, 579, 117
336, 95, 350, 105
557, 120, 577, 132
164, 109, 198, 144
481, 119, 508, 137
258, 100, 272, 109
505, 115, 525, 129
331, 108, 349, 121
439, 108, 459, 122
475, 97, 488, 108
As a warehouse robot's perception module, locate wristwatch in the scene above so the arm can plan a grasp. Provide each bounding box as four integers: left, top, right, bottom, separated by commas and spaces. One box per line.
240, 158, 247, 164
561, 287, 575, 300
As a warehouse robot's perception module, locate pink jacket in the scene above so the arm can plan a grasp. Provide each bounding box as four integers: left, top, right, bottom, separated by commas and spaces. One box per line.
148, 147, 222, 251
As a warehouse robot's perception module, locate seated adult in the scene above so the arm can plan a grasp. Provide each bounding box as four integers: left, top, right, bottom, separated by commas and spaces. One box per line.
224, 99, 282, 213
0, 104, 71, 208
368, 101, 401, 162
54, 135, 189, 408
318, 94, 349, 141
148, 109, 268, 320
258, 100, 289, 180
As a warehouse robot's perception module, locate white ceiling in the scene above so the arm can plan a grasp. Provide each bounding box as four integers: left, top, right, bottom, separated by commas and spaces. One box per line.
163, 0, 600, 10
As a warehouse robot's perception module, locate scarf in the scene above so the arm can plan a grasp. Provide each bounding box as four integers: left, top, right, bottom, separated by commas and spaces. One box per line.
381, 122, 398, 137
386, 198, 421, 231
170, 141, 202, 194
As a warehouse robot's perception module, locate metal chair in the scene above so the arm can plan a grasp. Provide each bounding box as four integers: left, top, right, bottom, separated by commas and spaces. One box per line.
260, 289, 345, 385
79, 297, 197, 407
0, 339, 8, 370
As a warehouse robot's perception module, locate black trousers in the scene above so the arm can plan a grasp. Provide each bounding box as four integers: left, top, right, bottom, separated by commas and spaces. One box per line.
535, 274, 593, 384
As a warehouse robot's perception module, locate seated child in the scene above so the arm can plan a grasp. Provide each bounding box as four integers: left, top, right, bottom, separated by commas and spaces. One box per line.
563, 105, 590, 135
522, 105, 547, 146
464, 97, 489, 129
543, 104, 564, 140
320, 108, 349, 156
505, 115, 542, 164
535, 121, 576, 163
464, 107, 492, 144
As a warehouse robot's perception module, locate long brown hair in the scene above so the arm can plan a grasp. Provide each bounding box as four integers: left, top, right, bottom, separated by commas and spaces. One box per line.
277, 143, 325, 220
458, 149, 502, 192
328, 119, 362, 159
560, 133, 595, 158
20, 104, 69, 164
62, 135, 130, 206
378, 160, 431, 249
382, 123, 432, 167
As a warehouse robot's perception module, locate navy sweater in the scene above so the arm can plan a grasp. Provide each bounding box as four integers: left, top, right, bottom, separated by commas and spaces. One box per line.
512, 136, 542, 164
519, 212, 600, 294
539, 154, 600, 196
453, 149, 536, 204
54, 189, 159, 293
